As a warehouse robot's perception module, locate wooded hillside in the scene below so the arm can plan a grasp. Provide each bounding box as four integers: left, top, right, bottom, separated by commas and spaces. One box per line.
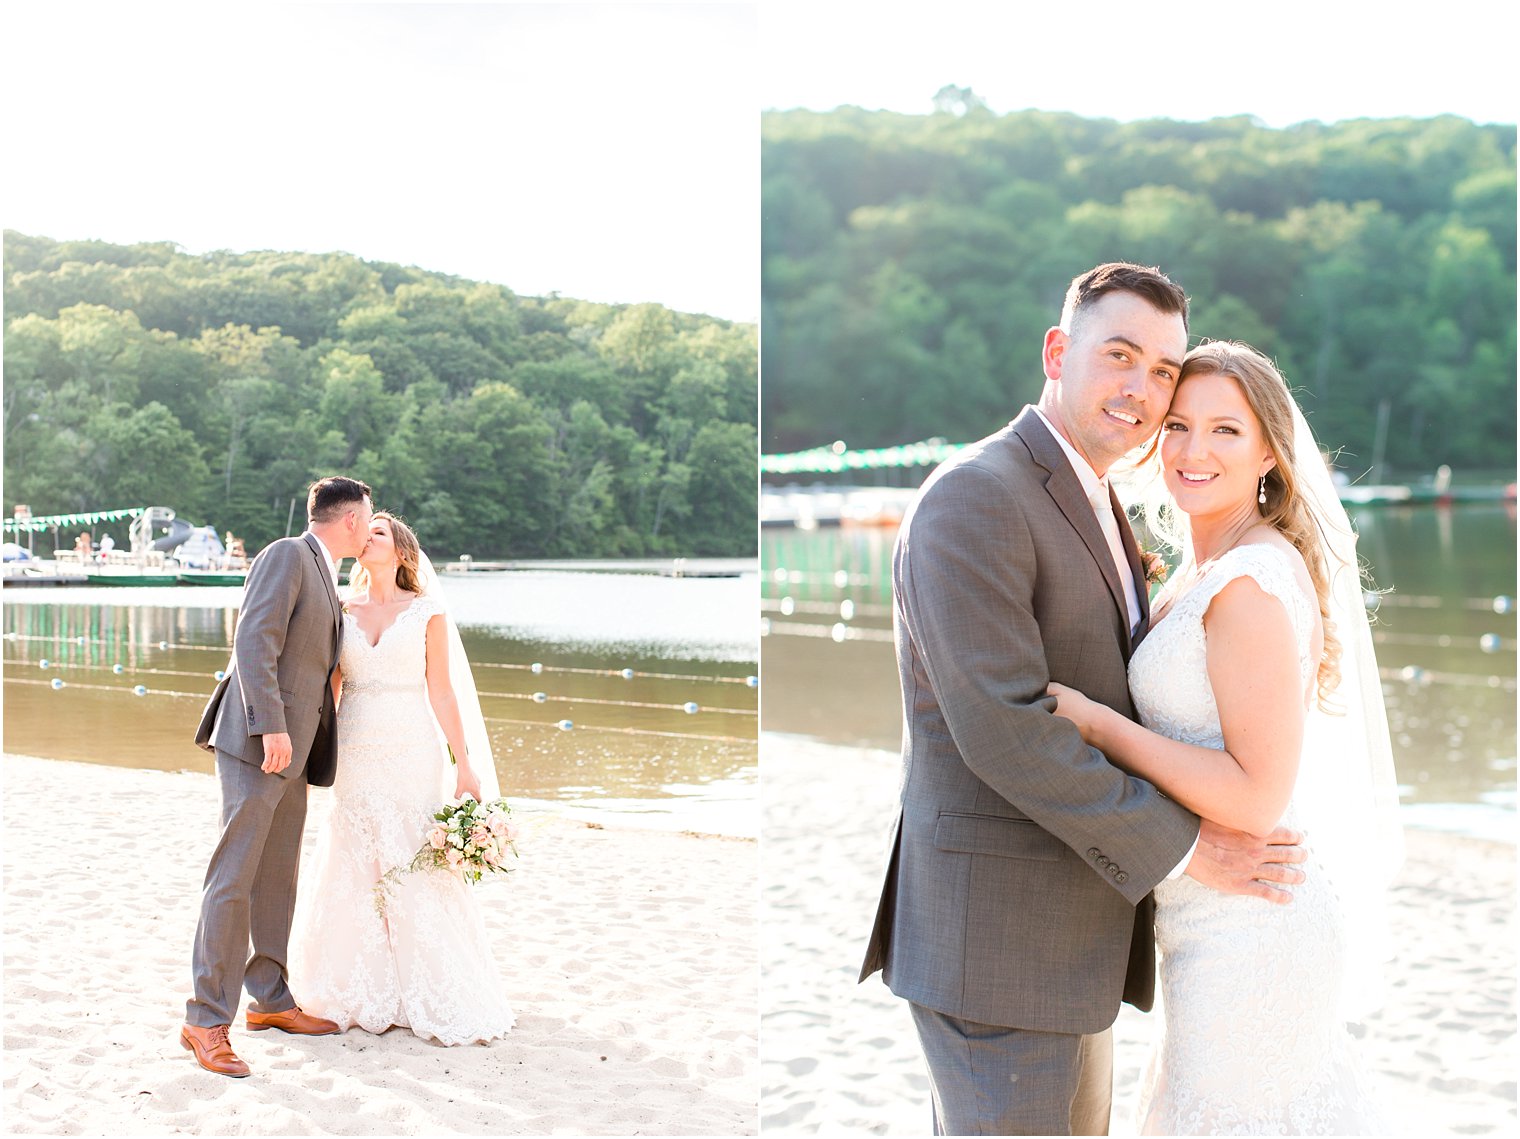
4, 234, 757, 556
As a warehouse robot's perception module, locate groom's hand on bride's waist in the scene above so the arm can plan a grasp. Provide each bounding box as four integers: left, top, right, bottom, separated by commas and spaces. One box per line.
1185, 819, 1307, 905
261, 732, 294, 774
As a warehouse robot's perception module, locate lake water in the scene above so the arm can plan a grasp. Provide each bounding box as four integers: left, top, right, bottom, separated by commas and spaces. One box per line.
3, 569, 760, 836
761, 502, 1517, 841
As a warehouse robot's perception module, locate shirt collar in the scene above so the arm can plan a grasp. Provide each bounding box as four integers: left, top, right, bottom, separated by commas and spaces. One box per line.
1032, 406, 1107, 502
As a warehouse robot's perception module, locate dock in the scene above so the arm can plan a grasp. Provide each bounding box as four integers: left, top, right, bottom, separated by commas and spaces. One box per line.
440, 558, 755, 578
2, 567, 89, 587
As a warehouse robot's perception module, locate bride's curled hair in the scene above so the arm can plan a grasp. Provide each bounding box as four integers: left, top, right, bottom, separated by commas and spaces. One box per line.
1135, 341, 1347, 708
347, 511, 427, 597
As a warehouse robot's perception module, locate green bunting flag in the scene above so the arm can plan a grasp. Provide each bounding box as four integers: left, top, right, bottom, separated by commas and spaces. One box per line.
760, 439, 966, 475
3, 507, 144, 534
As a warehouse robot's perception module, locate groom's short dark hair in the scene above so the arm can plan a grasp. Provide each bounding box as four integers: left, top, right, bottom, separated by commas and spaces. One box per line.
1061, 262, 1190, 335
307, 476, 372, 523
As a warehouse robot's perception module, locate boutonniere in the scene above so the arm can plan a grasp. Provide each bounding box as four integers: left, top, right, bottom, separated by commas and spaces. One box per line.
1140, 548, 1169, 587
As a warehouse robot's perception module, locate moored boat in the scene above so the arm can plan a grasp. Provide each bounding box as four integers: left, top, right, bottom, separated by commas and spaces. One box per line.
175, 570, 248, 586
83, 569, 181, 587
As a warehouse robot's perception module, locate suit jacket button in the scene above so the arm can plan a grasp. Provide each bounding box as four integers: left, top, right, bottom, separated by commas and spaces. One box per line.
1107, 864, 1120, 876
1116, 871, 1129, 883
1096, 856, 1110, 868
1087, 847, 1101, 859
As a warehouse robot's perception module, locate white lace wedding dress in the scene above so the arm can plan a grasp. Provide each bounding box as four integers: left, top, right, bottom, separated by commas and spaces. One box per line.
289, 593, 514, 1045
1128, 543, 1391, 1135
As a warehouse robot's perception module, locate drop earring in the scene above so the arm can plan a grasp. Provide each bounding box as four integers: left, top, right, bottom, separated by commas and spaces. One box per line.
1258, 474, 1267, 505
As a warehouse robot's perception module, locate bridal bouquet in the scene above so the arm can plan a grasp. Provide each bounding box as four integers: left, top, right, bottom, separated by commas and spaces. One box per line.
427, 796, 521, 884
375, 796, 521, 913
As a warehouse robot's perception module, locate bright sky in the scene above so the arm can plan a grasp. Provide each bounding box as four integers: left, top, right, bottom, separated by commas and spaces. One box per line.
759, 1, 1515, 129
6, 3, 1511, 331
3, 3, 758, 323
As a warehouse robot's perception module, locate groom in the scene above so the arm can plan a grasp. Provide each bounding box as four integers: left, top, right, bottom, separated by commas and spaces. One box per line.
182, 476, 373, 1077
859, 263, 1308, 1134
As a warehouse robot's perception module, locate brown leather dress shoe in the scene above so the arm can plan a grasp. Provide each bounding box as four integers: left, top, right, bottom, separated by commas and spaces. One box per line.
180, 1023, 250, 1077
245, 1005, 341, 1035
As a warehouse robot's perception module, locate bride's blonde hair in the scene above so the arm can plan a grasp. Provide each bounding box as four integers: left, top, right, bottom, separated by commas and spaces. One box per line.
1135, 341, 1344, 708
347, 511, 426, 597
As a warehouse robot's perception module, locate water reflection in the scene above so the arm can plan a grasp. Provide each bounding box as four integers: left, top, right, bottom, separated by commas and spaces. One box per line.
4, 571, 759, 835
761, 505, 1516, 819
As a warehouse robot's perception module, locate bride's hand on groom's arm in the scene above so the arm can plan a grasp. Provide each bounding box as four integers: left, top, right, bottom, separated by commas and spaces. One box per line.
1046, 682, 1109, 744
1186, 819, 1307, 905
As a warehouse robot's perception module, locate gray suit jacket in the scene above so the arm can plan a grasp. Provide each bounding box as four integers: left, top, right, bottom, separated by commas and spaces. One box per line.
860, 408, 1199, 1034
194, 532, 343, 787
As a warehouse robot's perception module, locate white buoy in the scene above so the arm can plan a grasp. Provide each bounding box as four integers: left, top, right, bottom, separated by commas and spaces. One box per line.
75, 636, 86, 645
38, 658, 50, 669
683, 702, 699, 714
112, 664, 124, 674
779, 597, 795, 616
1494, 596, 1513, 615
1399, 666, 1427, 684
158, 641, 168, 650
833, 570, 849, 588
1480, 634, 1502, 653
531, 662, 543, 674
746, 675, 758, 687
133, 685, 148, 696
215, 670, 227, 681
621, 668, 634, 679
840, 599, 855, 620
532, 692, 547, 703
831, 623, 847, 643
50, 678, 65, 690
556, 719, 573, 731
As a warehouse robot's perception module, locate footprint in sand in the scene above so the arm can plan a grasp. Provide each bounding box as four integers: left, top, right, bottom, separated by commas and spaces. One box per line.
643, 1056, 689, 1079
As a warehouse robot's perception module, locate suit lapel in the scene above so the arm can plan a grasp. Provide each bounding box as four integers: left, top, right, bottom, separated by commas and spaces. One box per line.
1014, 411, 1132, 642
301, 532, 343, 658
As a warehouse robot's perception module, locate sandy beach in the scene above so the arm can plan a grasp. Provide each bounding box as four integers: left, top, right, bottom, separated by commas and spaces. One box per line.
760, 735, 1517, 1136
2, 754, 758, 1136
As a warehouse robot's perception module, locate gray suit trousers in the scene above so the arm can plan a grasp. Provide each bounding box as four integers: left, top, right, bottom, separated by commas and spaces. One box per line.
186, 750, 309, 1027
910, 1003, 1112, 1136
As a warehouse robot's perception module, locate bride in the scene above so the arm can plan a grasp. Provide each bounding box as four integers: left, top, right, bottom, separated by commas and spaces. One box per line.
290, 511, 514, 1045
1048, 341, 1402, 1134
